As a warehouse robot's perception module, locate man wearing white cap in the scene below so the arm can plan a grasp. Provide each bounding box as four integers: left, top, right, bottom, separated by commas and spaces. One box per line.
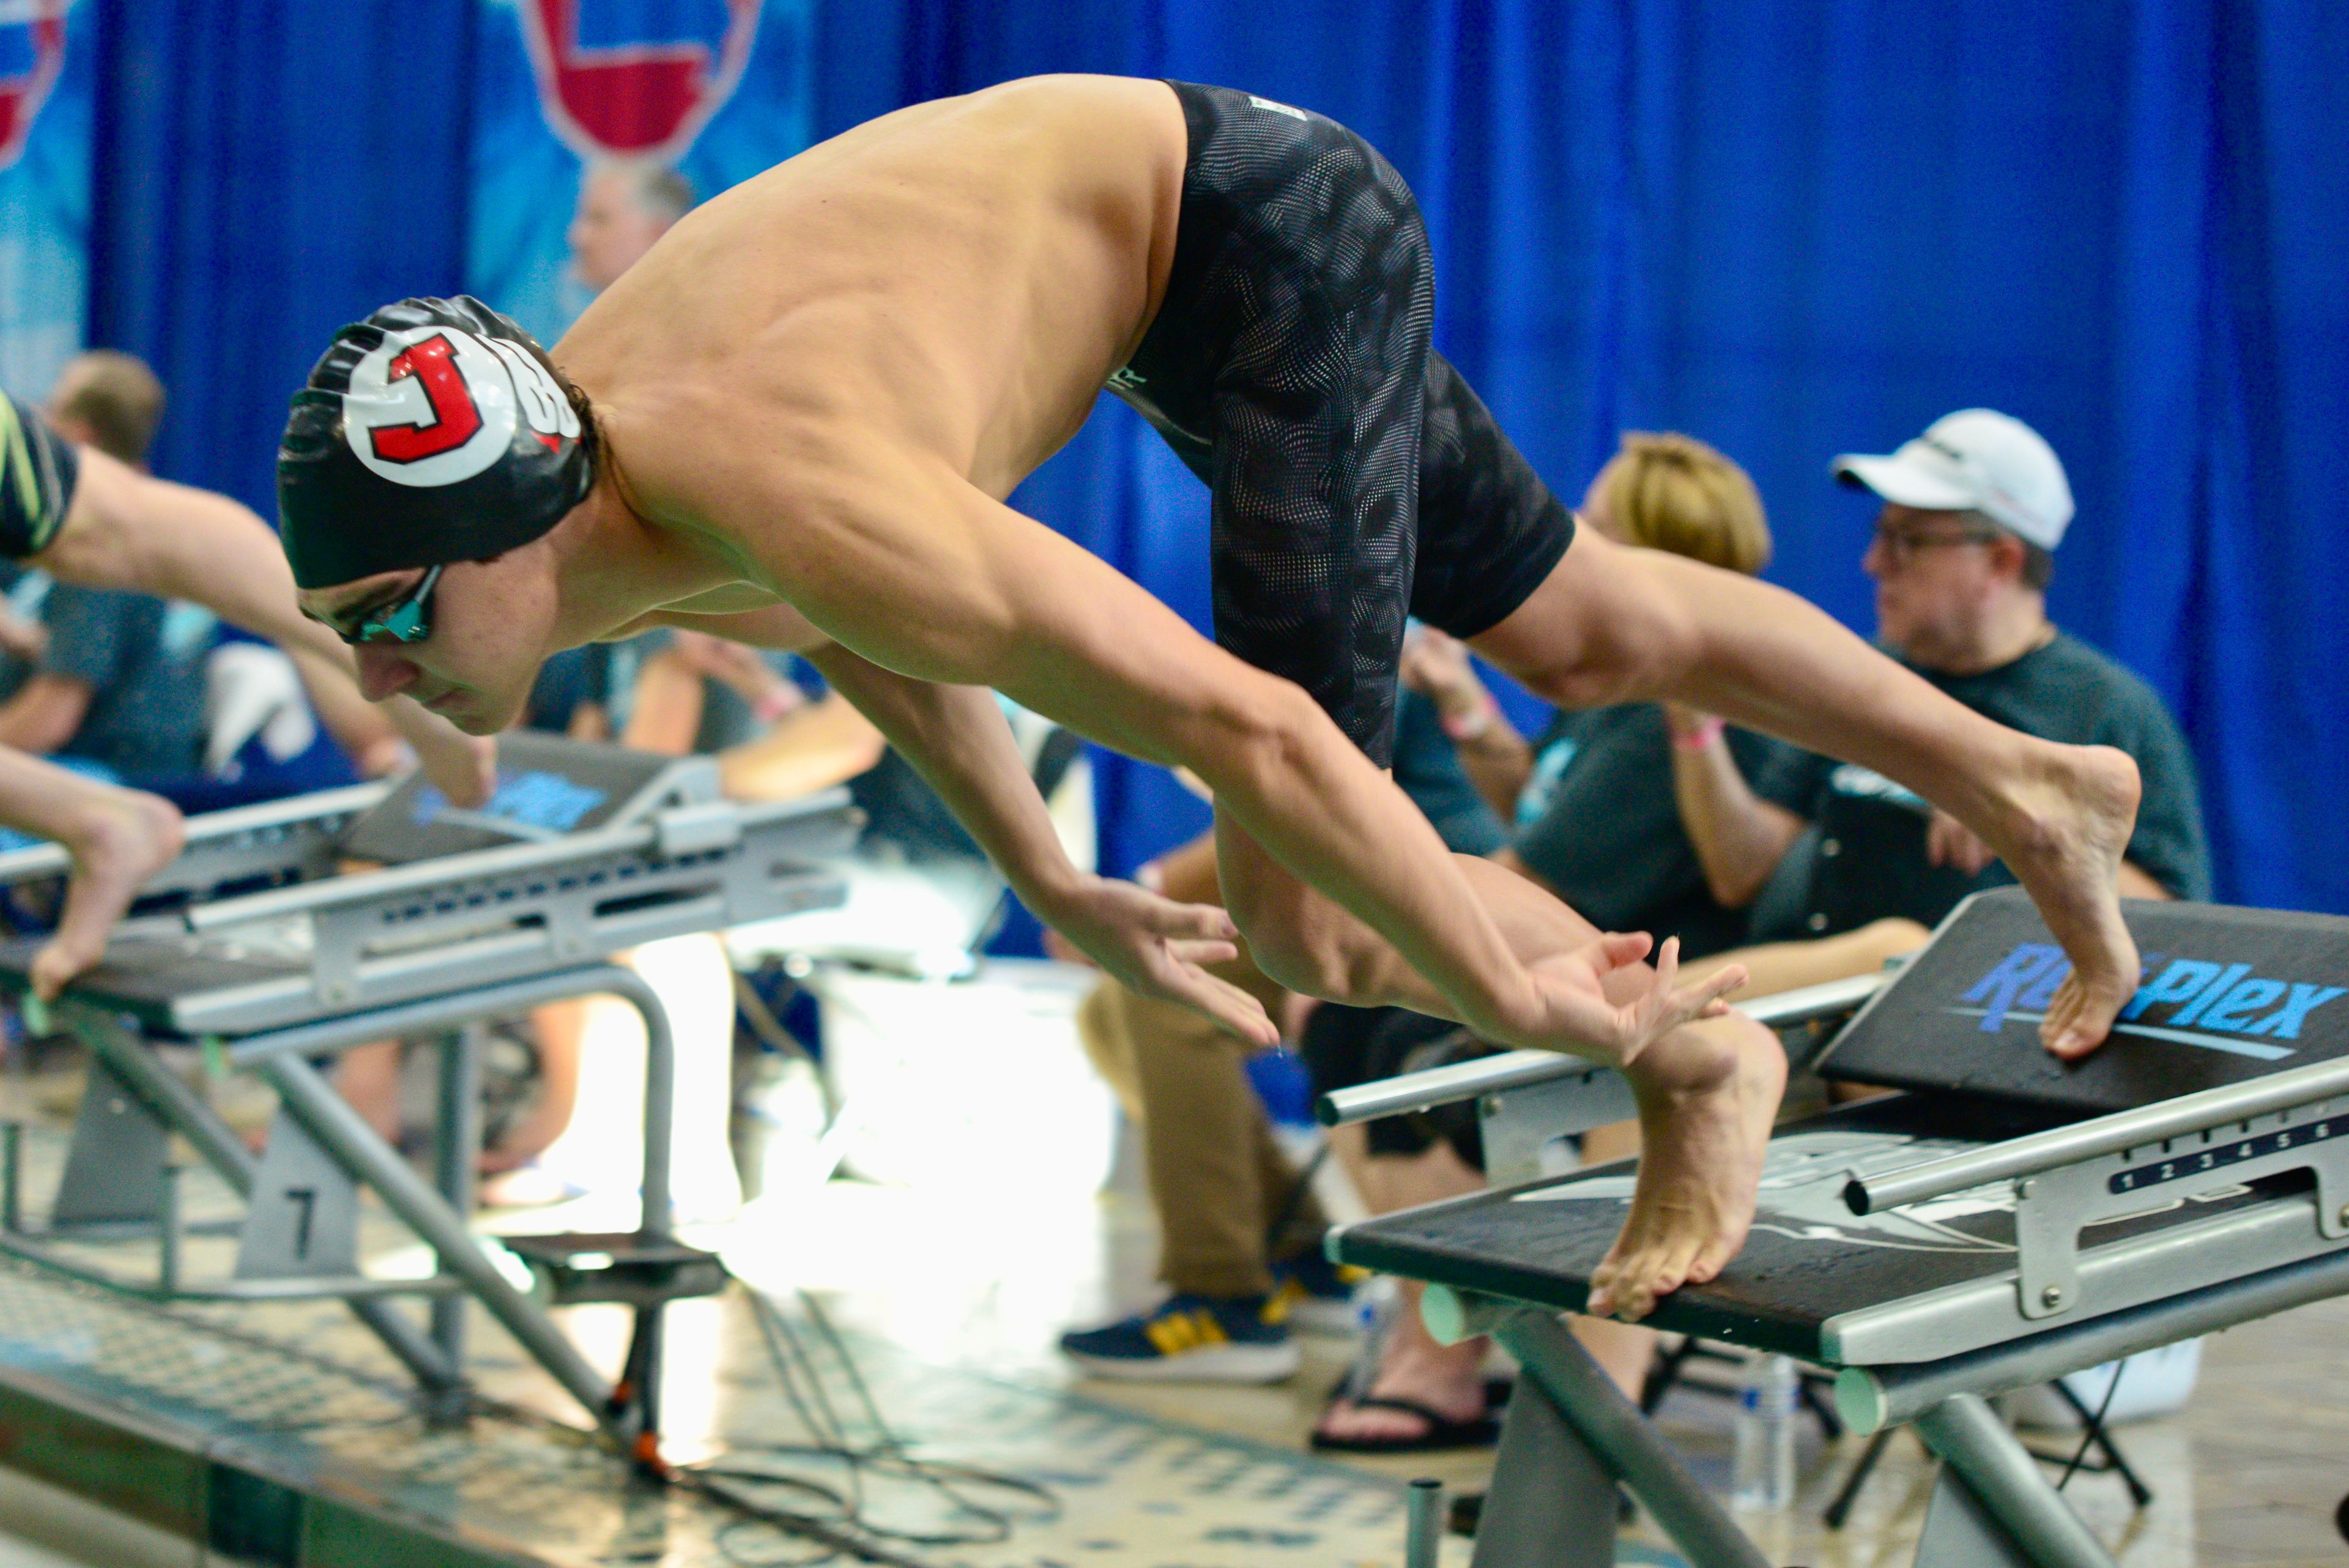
1668, 409, 2208, 942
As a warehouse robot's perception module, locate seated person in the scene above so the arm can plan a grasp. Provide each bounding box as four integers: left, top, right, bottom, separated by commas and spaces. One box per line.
1406, 433, 1809, 963
0, 568, 206, 786
1056, 684, 1506, 1383
1674, 409, 2209, 942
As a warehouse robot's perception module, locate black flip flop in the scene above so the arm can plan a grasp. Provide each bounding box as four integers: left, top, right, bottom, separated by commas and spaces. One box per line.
1310, 1394, 1501, 1454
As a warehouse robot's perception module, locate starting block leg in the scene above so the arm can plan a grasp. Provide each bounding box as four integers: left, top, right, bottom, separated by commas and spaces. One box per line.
70, 1018, 464, 1399
49, 1055, 169, 1230
257, 1051, 619, 1435
1910, 1395, 2115, 1568
1471, 1374, 1620, 1568
426, 1025, 485, 1424
1432, 1290, 1770, 1568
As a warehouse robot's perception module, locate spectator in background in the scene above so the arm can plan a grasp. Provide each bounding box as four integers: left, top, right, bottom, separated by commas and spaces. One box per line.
46, 352, 165, 471
1674, 409, 2208, 943
568, 162, 697, 295
1408, 435, 1796, 960
528, 162, 700, 738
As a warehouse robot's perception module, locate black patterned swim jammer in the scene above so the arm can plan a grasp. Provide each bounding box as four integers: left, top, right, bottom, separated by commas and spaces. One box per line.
0, 393, 80, 562
1110, 80, 1575, 766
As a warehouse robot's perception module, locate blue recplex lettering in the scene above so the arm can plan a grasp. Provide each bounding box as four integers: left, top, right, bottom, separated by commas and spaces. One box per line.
1959, 943, 2064, 1033
2244, 983, 2348, 1040
2121, 959, 2224, 1022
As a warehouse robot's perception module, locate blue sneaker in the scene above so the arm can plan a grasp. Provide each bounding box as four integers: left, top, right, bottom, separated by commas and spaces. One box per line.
1058, 1294, 1301, 1383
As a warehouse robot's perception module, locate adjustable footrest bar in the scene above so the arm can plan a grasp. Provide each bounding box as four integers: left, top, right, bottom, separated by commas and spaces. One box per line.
0, 1235, 465, 1303
1838, 1244, 2349, 1433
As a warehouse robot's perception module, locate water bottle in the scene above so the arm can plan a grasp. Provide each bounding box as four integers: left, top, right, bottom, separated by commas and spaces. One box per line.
1345, 1276, 1399, 1399
1731, 1350, 1798, 1511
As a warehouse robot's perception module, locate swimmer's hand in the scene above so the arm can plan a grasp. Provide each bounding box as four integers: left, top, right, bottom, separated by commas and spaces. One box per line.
1516, 934, 1746, 1065
1040, 876, 1278, 1046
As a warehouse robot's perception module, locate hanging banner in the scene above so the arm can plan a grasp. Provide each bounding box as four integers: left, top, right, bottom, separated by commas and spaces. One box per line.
467, 0, 816, 346
0, 0, 87, 401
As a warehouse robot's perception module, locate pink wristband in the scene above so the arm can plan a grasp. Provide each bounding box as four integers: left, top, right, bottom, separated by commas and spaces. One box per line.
1671, 716, 1727, 752
1439, 692, 1499, 741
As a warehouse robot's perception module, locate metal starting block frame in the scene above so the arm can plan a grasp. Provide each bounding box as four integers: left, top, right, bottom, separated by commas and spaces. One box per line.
1322, 891, 2349, 1568
0, 736, 856, 1463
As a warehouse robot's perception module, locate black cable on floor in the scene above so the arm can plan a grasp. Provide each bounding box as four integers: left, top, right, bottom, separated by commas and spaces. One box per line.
684, 1284, 1059, 1567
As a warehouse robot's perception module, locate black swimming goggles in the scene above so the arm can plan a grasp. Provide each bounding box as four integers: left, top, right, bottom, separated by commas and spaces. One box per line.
330, 565, 441, 647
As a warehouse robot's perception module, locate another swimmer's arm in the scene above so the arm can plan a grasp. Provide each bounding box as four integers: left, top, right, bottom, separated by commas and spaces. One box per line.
1664, 704, 1805, 907
42, 452, 494, 803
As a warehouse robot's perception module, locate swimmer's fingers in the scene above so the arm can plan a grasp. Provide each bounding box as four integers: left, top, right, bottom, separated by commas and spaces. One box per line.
1625, 942, 1747, 1045
1131, 893, 1241, 942
1137, 957, 1278, 1046
1165, 938, 1242, 966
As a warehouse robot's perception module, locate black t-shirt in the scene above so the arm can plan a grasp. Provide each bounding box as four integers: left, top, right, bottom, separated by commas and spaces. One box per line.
1509, 704, 1809, 960
1748, 632, 2210, 942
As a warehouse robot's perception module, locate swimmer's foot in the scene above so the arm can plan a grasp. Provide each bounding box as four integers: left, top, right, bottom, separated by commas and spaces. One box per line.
1587, 1019, 1784, 1323
31, 789, 184, 1003
1982, 742, 2142, 1059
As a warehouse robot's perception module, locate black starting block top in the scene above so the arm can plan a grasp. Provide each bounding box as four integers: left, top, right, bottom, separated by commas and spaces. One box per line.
1817, 888, 2349, 1116
1338, 892, 2349, 1367
1333, 1096, 2323, 1367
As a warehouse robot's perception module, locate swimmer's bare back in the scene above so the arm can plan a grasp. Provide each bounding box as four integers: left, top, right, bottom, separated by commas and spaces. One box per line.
558, 75, 1184, 549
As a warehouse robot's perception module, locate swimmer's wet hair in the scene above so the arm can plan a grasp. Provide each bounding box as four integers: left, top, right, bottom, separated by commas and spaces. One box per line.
1601, 432, 1771, 576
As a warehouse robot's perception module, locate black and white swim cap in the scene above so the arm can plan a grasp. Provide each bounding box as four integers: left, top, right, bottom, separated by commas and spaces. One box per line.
278, 297, 594, 589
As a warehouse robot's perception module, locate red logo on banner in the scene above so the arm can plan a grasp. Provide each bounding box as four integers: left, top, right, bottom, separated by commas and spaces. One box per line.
519, 0, 762, 162
0, 1, 67, 173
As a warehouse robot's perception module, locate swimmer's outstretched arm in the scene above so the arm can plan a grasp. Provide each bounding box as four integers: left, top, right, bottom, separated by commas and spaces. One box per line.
45, 451, 494, 804
805, 645, 1284, 1042
727, 453, 1736, 1064
634, 594, 1281, 1042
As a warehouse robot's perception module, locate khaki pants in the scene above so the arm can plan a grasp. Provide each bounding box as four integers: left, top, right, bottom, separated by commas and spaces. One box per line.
1077, 980, 1329, 1298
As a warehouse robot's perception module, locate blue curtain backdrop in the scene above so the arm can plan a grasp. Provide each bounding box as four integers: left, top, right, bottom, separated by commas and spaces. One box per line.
84, 1, 2349, 915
